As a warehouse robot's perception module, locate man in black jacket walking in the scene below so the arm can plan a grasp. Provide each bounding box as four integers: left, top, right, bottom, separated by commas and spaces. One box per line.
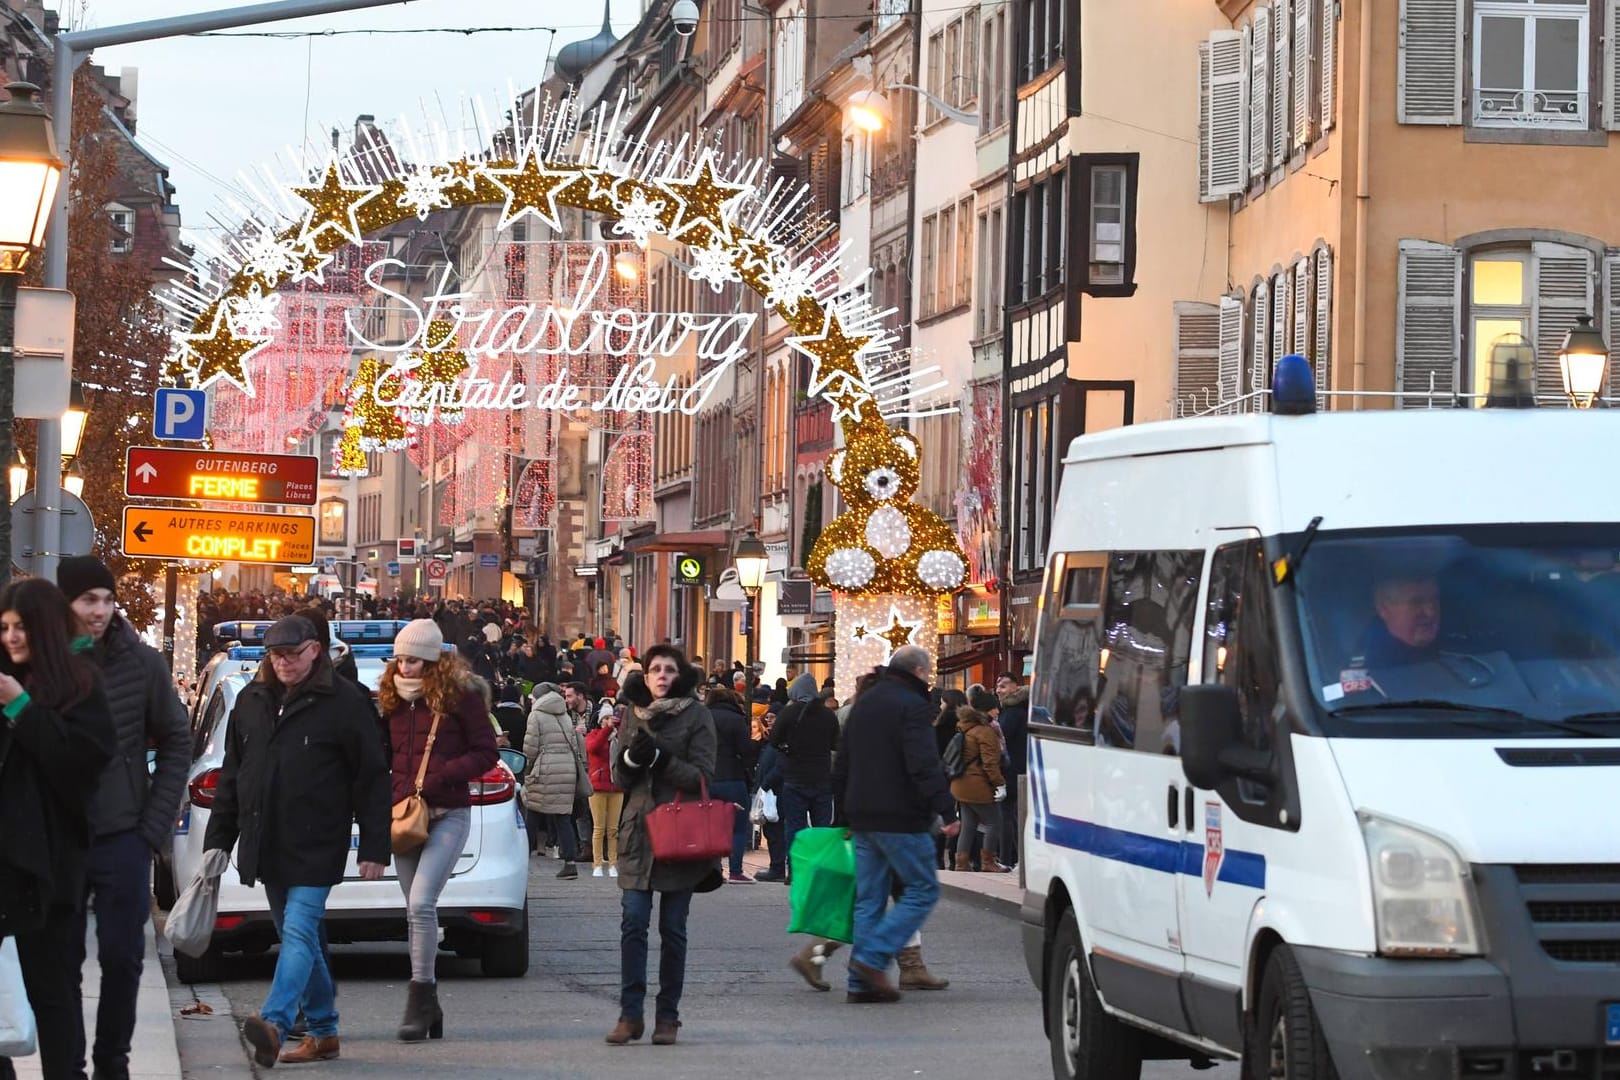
832, 646, 956, 1003
769, 672, 839, 877
52, 556, 190, 1080
204, 616, 390, 1068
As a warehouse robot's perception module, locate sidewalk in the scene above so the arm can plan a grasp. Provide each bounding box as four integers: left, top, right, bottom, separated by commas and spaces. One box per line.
14, 918, 182, 1080
739, 841, 1020, 915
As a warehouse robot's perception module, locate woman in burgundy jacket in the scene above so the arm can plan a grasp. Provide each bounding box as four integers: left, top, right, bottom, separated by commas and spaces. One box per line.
378, 619, 497, 1043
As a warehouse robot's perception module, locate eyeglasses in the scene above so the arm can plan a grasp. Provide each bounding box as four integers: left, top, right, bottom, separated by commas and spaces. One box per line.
268, 643, 315, 661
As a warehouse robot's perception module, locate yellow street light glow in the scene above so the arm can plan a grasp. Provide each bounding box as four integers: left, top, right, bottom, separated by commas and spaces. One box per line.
847, 90, 890, 133
613, 251, 640, 280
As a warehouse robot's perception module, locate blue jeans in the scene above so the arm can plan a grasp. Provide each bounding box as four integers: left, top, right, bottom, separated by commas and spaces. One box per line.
848, 831, 941, 991
779, 782, 834, 872
619, 889, 694, 1023
262, 885, 337, 1039
708, 779, 751, 875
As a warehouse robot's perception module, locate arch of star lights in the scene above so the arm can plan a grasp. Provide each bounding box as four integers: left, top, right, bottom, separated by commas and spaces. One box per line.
157, 91, 969, 696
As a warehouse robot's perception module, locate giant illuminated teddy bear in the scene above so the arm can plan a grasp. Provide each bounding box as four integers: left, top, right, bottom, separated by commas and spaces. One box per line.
807, 420, 968, 595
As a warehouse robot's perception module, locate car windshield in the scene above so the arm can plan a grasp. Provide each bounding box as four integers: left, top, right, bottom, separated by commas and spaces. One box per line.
1293, 523, 1620, 737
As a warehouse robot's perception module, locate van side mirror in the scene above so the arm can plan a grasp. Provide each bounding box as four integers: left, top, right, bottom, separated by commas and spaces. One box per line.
1180, 684, 1274, 789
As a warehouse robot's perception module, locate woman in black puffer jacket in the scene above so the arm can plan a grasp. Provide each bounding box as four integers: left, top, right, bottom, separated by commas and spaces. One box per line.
705, 687, 758, 883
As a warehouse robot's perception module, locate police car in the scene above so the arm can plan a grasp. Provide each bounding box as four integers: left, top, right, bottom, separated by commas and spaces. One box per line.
163, 621, 530, 982
1022, 378, 1620, 1078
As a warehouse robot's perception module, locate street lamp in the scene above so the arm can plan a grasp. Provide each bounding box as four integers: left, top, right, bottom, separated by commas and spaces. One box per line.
734, 528, 768, 680
62, 458, 84, 498
846, 84, 978, 131
1558, 314, 1609, 408
62, 379, 87, 459
0, 82, 63, 575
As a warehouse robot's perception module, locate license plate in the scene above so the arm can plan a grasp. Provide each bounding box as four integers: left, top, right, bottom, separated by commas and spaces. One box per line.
1606, 1002, 1620, 1045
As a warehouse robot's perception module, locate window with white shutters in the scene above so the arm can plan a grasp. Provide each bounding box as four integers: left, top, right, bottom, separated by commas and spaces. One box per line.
1272, 270, 1290, 375
1320, 0, 1338, 131
1219, 295, 1244, 407
1531, 241, 1594, 404
1314, 246, 1334, 402
1293, 0, 1313, 149
1250, 8, 1271, 181
1603, 254, 1620, 396
1396, 240, 1462, 405
1205, 30, 1247, 199
1199, 41, 1211, 201
1272, 0, 1291, 168
1398, 0, 1463, 124
1249, 278, 1270, 407
1293, 255, 1311, 361
1174, 302, 1221, 417
1606, 0, 1620, 129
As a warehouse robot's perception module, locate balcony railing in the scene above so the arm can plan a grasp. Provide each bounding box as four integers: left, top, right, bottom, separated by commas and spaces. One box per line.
1472, 87, 1587, 128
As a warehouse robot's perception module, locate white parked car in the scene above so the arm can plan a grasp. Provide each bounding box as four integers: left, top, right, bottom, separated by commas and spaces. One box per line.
163, 660, 530, 983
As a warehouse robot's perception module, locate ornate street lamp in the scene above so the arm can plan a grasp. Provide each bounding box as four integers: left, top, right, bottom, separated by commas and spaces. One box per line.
62, 379, 87, 459
734, 528, 768, 681
1558, 314, 1609, 409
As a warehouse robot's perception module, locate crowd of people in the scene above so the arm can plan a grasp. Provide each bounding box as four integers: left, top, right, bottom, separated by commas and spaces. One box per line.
2, 567, 1037, 1075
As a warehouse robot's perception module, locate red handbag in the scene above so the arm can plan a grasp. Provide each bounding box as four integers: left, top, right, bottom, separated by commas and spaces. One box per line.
644, 777, 735, 862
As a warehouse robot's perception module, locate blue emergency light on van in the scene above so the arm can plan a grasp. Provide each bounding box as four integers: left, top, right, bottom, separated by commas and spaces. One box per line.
1272, 353, 1316, 415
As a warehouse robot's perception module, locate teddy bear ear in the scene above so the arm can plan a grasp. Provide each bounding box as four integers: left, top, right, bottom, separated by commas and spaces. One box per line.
893, 432, 919, 460
828, 450, 845, 484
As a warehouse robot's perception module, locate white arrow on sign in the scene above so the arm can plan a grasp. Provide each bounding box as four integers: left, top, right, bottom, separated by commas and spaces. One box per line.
134, 462, 158, 483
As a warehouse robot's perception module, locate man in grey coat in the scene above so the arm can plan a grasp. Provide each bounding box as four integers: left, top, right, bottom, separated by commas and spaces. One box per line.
57, 556, 189, 1080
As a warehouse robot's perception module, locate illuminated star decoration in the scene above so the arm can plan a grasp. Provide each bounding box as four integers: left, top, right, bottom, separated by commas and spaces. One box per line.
659, 151, 751, 244
852, 625, 868, 640
289, 245, 335, 285
176, 306, 271, 393
291, 160, 382, 246
787, 312, 877, 397
878, 609, 920, 655
484, 143, 583, 232
827, 382, 873, 424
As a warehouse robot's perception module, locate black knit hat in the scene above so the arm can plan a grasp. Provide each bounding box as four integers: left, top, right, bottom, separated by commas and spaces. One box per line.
57, 555, 116, 601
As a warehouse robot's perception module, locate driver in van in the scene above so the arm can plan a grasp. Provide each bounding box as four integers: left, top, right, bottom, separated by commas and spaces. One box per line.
1362, 575, 1443, 667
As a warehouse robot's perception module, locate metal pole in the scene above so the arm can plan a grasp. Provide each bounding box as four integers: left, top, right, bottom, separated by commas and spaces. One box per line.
0, 271, 17, 577
161, 563, 178, 669
38, 0, 436, 580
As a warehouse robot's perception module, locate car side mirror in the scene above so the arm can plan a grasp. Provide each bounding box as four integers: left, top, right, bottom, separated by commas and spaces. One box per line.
1180, 684, 1273, 789
499, 748, 528, 777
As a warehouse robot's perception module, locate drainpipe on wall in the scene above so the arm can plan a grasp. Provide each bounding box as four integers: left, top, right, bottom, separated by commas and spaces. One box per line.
1352, 0, 1371, 403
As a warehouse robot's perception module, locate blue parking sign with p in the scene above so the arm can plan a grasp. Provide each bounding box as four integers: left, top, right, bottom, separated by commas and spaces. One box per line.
153, 388, 207, 442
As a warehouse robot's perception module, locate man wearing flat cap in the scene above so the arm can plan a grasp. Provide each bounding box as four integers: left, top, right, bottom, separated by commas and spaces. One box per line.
203, 615, 390, 1067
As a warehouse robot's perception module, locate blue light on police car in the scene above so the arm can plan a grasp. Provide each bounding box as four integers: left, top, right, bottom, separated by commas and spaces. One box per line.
1272, 353, 1316, 415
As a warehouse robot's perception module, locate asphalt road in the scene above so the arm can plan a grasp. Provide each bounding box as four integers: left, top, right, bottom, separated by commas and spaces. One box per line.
177, 856, 1240, 1080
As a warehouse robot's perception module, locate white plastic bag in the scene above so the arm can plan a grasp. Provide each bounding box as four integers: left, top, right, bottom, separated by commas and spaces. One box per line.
749, 788, 779, 824
0, 936, 36, 1057
166, 848, 231, 959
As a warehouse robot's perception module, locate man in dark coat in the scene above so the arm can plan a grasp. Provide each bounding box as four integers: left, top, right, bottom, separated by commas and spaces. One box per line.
51, 557, 190, 1080
832, 646, 955, 1002
994, 673, 1031, 868
204, 616, 390, 1067
769, 672, 840, 876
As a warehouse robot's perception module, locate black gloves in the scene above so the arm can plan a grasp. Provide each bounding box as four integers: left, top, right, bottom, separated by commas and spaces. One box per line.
627, 729, 659, 768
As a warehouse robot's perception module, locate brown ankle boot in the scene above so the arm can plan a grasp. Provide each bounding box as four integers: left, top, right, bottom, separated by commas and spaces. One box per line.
952, 851, 971, 872
980, 846, 1012, 873
651, 1020, 680, 1045
789, 940, 841, 991
279, 1034, 341, 1063
605, 1018, 644, 1044
897, 944, 950, 990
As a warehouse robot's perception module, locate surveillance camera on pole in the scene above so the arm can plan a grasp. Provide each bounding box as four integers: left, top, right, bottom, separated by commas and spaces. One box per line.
670, 0, 699, 37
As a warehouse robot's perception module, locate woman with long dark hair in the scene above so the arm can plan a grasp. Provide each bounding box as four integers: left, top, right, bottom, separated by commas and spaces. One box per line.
606, 645, 718, 1047
376, 619, 498, 1043
0, 578, 116, 1080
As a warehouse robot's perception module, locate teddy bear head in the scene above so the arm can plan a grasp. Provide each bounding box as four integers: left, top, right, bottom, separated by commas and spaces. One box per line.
827, 427, 920, 507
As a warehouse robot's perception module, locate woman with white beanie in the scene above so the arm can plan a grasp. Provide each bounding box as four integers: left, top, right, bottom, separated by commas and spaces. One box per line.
378, 619, 498, 1042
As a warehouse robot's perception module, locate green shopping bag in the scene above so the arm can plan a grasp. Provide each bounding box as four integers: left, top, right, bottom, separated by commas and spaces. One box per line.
787, 827, 856, 944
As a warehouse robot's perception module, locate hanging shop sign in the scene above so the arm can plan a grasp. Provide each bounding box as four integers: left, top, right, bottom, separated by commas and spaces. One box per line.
674, 554, 706, 587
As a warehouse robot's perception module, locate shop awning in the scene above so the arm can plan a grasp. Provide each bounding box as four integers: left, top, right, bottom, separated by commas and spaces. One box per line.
938, 639, 1001, 674
622, 530, 729, 554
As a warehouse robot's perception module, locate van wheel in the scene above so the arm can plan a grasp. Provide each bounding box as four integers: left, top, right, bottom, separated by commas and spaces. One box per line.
1249, 945, 1338, 1080
173, 944, 224, 985
1047, 910, 1141, 1080
479, 903, 530, 978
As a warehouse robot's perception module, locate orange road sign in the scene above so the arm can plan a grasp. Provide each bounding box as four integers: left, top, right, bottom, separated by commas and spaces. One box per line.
121, 507, 316, 565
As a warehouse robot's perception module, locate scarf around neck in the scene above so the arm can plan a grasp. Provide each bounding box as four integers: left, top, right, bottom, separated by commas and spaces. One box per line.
636, 695, 693, 723
393, 675, 425, 702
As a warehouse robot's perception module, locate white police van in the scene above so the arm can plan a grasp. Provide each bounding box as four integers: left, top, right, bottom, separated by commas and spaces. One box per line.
1023, 386, 1620, 1078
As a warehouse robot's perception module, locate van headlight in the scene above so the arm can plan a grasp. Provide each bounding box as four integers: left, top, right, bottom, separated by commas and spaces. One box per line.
1359, 813, 1482, 957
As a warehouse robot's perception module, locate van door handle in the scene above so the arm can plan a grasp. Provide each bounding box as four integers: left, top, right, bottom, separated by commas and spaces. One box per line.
1185, 787, 1195, 829
1167, 784, 1179, 830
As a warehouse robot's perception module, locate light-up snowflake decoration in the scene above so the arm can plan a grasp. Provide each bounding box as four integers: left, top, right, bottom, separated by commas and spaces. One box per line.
610, 188, 666, 247
762, 261, 815, 309
239, 225, 307, 282
226, 284, 281, 337
396, 165, 459, 220
688, 238, 742, 292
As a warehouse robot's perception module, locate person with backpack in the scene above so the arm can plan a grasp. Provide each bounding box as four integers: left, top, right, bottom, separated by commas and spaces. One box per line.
945, 706, 1008, 873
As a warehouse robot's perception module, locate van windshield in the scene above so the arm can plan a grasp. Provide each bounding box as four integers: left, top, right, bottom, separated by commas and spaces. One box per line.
1294, 524, 1620, 737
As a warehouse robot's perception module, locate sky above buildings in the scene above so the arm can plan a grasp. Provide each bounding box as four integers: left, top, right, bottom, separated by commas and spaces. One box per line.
91, 0, 641, 245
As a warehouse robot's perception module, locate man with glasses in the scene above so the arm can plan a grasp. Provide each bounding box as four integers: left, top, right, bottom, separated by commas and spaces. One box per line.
204, 616, 390, 1068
